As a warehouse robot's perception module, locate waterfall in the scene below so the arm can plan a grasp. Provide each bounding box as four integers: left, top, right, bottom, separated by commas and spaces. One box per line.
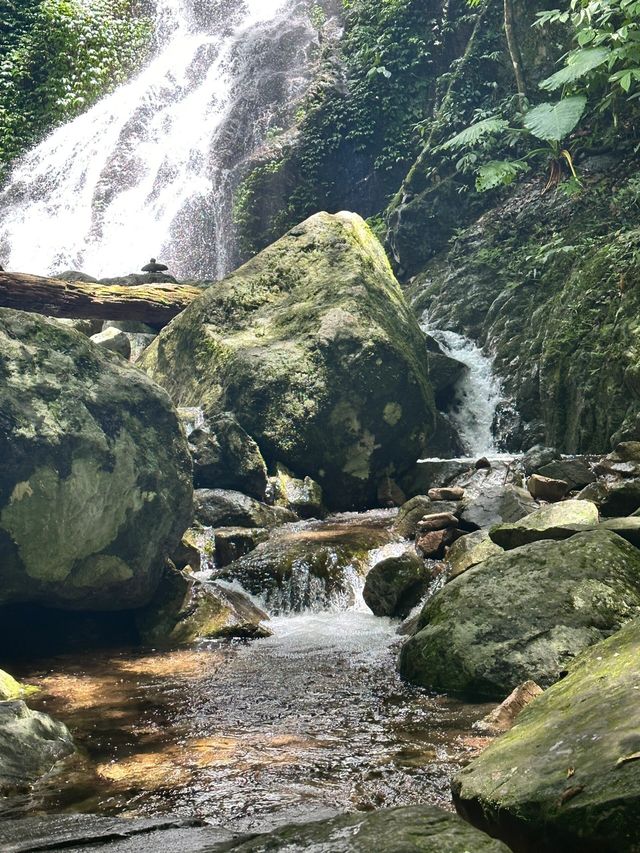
0, 0, 318, 280
421, 316, 505, 457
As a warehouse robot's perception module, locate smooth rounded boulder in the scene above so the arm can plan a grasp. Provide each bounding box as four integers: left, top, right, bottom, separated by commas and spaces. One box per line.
453, 617, 640, 853
0, 309, 193, 610
399, 530, 640, 700
141, 212, 436, 509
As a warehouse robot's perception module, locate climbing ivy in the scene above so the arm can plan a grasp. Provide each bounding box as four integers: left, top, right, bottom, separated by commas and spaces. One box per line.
0, 0, 152, 173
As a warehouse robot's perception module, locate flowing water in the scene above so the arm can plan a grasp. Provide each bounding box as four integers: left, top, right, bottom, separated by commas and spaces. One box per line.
5, 514, 493, 833
421, 314, 506, 457
0, 0, 320, 280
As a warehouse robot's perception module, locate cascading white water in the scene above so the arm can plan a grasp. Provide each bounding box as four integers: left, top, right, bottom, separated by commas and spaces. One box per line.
421, 314, 505, 457
0, 0, 312, 280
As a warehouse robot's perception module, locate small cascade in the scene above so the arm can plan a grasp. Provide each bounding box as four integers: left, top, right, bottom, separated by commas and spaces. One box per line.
0, 0, 321, 279
421, 315, 506, 457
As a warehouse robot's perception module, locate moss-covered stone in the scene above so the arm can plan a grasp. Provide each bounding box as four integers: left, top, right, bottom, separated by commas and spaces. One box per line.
363, 549, 432, 618
399, 530, 640, 700
453, 617, 640, 853
446, 529, 503, 578
0, 309, 193, 611
0, 669, 25, 701
229, 805, 511, 852
141, 212, 436, 509
490, 500, 599, 550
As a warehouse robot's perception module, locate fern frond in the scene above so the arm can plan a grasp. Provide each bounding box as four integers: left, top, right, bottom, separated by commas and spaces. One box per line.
475, 160, 529, 192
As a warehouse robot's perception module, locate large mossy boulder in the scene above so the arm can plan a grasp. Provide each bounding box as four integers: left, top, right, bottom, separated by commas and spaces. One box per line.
399, 530, 640, 700
490, 500, 599, 550
229, 805, 511, 852
453, 617, 640, 853
0, 700, 75, 794
0, 310, 193, 611
363, 550, 432, 618
141, 212, 436, 509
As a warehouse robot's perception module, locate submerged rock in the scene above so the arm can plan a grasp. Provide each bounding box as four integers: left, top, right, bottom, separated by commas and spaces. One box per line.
399, 530, 640, 700
136, 566, 270, 644
140, 212, 436, 509
490, 500, 599, 550
194, 489, 296, 529
218, 521, 394, 613
0, 700, 75, 794
228, 805, 510, 852
0, 309, 193, 611
363, 550, 431, 618
453, 618, 640, 853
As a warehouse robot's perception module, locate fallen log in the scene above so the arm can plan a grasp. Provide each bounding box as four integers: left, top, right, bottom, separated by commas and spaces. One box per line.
0, 272, 203, 326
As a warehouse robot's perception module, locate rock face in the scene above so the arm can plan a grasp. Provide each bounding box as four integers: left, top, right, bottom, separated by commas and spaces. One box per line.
188, 412, 268, 500
229, 806, 511, 852
399, 530, 640, 700
136, 567, 270, 644
363, 550, 431, 618
194, 489, 296, 529
0, 700, 75, 794
453, 618, 640, 853
0, 309, 193, 610
141, 212, 436, 509
490, 500, 599, 550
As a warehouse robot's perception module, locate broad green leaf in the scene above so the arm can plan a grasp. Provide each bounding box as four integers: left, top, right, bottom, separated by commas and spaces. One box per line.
539, 47, 611, 90
523, 96, 587, 142
475, 159, 529, 192
440, 117, 509, 150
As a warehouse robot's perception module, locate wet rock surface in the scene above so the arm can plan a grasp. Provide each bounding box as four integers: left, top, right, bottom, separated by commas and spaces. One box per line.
363, 550, 432, 618
194, 489, 296, 529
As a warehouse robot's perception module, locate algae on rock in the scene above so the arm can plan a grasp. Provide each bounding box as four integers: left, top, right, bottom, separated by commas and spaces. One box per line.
142, 212, 436, 509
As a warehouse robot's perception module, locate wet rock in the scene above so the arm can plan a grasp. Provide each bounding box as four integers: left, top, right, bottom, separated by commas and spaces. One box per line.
399, 530, 640, 700
416, 527, 458, 558
459, 485, 537, 530
537, 457, 595, 490
594, 441, 640, 478
490, 500, 599, 550
453, 618, 640, 853
141, 212, 437, 510
268, 463, 325, 519
0, 700, 75, 794
170, 529, 201, 571
474, 680, 544, 735
401, 459, 471, 499
136, 565, 270, 645
0, 670, 25, 701
417, 512, 458, 532
188, 412, 269, 501
194, 489, 296, 529
475, 456, 491, 469
228, 805, 511, 852
392, 495, 433, 538
526, 474, 569, 502
0, 309, 193, 611
579, 477, 640, 516
218, 522, 393, 614
214, 527, 270, 567
0, 815, 246, 853
446, 529, 503, 579
363, 550, 432, 618
428, 486, 465, 501
89, 326, 132, 358
427, 349, 467, 395
521, 445, 561, 475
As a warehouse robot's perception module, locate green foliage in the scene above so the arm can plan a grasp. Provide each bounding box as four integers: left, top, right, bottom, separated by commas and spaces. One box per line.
476, 159, 529, 191
537, 0, 640, 108
523, 96, 587, 142
440, 116, 510, 150
0, 0, 152, 171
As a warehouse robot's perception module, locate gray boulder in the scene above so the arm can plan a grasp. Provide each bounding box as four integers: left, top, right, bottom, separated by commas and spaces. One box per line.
194, 489, 296, 529
446, 529, 503, 579
521, 445, 561, 475
459, 484, 537, 530
392, 495, 433, 539
363, 550, 432, 618
490, 500, 599, 550
90, 326, 132, 358
0, 700, 75, 794
538, 457, 595, 490
268, 463, 325, 518
399, 530, 640, 700
0, 309, 193, 611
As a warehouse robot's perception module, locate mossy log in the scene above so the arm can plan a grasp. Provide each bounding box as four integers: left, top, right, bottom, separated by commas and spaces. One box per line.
0, 272, 202, 326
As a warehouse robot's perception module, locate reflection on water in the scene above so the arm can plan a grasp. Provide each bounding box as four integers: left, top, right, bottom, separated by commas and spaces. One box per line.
10, 611, 493, 833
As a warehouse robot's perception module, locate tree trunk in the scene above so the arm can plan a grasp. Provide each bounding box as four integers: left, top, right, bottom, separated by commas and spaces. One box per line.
0, 272, 202, 327
504, 0, 527, 102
